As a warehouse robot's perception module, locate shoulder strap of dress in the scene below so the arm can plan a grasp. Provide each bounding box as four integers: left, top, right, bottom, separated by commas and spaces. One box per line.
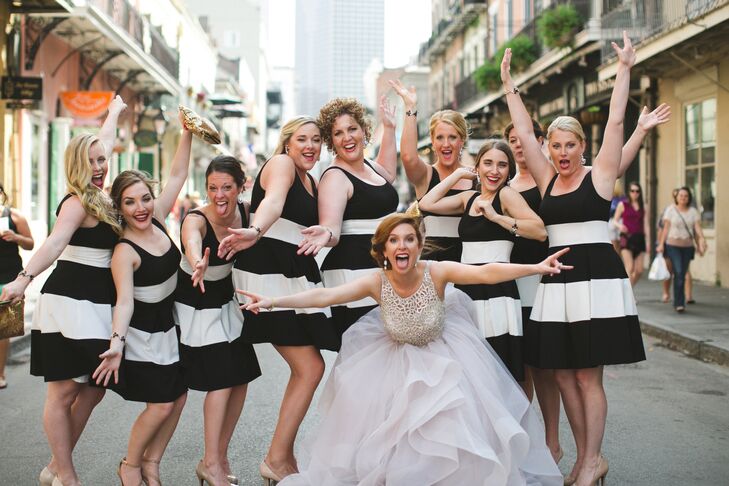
465, 191, 480, 212
117, 238, 142, 256
238, 202, 249, 227
306, 172, 318, 198
544, 174, 559, 196
56, 194, 74, 216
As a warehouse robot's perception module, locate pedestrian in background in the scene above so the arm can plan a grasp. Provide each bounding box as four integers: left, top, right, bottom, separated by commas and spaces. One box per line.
608, 181, 626, 253
613, 181, 649, 286
658, 188, 694, 304
0, 183, 35, 390
657, 186, 706, 312
0, 95, 126, 486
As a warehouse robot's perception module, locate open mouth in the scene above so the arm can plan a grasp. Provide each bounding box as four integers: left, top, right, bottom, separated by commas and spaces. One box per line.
485, 175, 502, 185
558, 159, 571, 170
302, 151, 316, 162
342, 142, 357, 153
215, 199, 229, 215
91, 174, 105, 188
441, 148, 453, 160
394, 253, 410, 270
133, 212, 150, 224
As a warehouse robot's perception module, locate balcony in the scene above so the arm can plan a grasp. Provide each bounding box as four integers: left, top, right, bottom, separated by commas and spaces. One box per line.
420, 0, 488, 61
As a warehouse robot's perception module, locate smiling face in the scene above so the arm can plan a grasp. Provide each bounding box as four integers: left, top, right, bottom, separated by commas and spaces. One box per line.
432, 121, 464, 168
548, 129, 585, 176
287, 122, 322, 171
88, 141, 108, 189
206, 171, 241, 218
476, 148, 511, 193
676, 188, 691, 208
120, 181, 154, 231
382, 222, 423, 273
331, 114, 365, 163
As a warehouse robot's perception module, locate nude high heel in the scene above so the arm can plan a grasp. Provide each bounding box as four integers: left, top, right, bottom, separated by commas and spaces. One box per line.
39, 467, 55, 486
117, 458, 143, 486
141, 457, 162, 486
259, 460, 282, 486
592, 455, 609, 486
195, 460, 231, 486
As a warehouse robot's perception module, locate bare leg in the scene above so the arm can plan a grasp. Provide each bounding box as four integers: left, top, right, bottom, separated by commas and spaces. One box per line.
531, 366, 562, 460
120, 402, 177, 485
266, 345, 325, 477
574, 367, 608, 486
201, 388, 236, 485
0, 338, 8, 384
220, 384, 248, 478
141, 393, 187, 485
620, 249, 636, 286
555, 369, 587, 482
519, 366, 534, 402
662, 257, 673, 302
44, 380, 84, 486
632, 252, 645, 284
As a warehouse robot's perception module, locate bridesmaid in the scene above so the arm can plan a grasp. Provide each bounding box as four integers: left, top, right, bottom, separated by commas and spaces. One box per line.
219, 116, 337, 483
389, 79, 475, 261
174, 156, 261, 486
93, 117, 192, 486
0, 96, 126, 486
419, 139, 546, 382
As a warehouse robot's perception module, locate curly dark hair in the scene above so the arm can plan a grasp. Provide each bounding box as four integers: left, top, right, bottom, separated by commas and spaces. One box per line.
317, 98, 373, 154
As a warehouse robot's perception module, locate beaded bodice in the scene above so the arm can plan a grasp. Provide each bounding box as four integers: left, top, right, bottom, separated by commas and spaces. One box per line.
380, 266, 445, 346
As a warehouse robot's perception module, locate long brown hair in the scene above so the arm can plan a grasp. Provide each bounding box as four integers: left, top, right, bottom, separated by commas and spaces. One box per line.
370, 213, 424, 268
110, 170, 158, 226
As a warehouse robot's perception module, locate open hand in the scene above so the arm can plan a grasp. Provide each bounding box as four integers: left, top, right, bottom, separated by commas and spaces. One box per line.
108, 95, 127, 115
236, 289, 273, 314
298, 225, 331, 256
536, 247, 573, 276
637, 103, 671, 132
218, 227, 258, 260
191, 247, 210, 293
1, 229, 19, 243
379, 95, 396, 129
388, 79, 417, 111
612, 31, 635, 68
92, 342, 124, 387
501, 48, 514, 86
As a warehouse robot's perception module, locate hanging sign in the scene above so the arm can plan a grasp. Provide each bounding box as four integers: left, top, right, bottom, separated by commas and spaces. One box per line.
1, 76, 43, 100
60, 91, 114, 118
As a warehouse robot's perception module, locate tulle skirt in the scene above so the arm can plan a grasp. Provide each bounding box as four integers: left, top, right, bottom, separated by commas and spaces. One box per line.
281, 287, 562, 486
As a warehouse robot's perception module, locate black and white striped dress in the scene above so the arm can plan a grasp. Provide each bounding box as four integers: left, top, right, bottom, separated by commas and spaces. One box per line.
455, 191, 524, 381
320, 161, 399, 346
233, 163, 338, 350
31, 194, 117, 382
527, 172, 645, 369
113, 220, 186, 403
420, 166, 476, 262
174, 206, 261, 391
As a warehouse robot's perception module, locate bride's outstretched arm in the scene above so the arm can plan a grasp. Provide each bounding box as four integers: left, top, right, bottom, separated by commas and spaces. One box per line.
238, 272, 380, 313
433, 248, 572, 286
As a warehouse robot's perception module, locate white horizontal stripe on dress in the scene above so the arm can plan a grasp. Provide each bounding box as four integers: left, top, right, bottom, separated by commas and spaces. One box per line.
461, 240, 514, 264
530, 278, 637, 323
252, 213, 305, 246
423, 215, 460, 238
31, 294, 111, 339
547, 220, 610, 248
58, 245, 112, 268
471, 295, 523, 338
233, 269, 332, 316
174, 300, 244, 347
133, 272, 178, 303
341, 217, 386, 235
125, 326, 180, 365
516, 274, 541, 308
321, 267, 379, 308
180, 258, 233, 281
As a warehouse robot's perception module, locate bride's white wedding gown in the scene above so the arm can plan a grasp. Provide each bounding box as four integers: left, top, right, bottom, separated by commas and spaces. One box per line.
280, 267, 562, 485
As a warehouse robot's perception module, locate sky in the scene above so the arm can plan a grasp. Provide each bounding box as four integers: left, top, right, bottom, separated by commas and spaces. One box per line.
266, 0, 432, 68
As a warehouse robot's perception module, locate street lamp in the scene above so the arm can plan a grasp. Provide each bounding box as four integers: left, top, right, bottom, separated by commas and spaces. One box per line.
154, 107, 168, 183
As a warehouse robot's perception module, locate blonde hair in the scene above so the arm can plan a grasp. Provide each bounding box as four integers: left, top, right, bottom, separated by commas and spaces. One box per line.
429, 110, 470, 144
273, 116, 320, 156
64, 133, 122, 235
370, 213, 424, 268
546, 116, 586, 142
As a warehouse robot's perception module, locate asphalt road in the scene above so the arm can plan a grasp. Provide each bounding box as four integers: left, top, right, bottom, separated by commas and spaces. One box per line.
1, 335, 728, 485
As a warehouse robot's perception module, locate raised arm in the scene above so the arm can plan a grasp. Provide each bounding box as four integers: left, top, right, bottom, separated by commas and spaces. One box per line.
501, 49, 553, 192
592, 32, 635, 198
0, 197, 87, 303
298, 168, 351, 256
493, 187, 547, 241
372, 96, 397, 183
218, 156, 295, 260
389, 80, 431, 196
418, 167, 476, 215
238, 271, 380, 313
97, 95, 127, 159
619, 104, 671, 176
154, 114, 192, 220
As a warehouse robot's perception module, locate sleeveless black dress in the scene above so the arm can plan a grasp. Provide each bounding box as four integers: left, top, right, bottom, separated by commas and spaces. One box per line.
233, 162, 338, 350
31, 194, 117, 382
420, 166, 477, 262
527, 172, 646, 368
0, 206, 22, 284
511, 186, 549, 346
174, 205, 261, 391
320, 161, 399, 348
455, 190, 524, 381
112, 219, 186, 403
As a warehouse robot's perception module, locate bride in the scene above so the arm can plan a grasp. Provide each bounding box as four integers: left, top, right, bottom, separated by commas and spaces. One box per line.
238, 212, 565, 485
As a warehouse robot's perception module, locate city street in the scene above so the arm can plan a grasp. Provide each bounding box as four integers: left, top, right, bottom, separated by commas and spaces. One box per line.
1, 335, 728, 485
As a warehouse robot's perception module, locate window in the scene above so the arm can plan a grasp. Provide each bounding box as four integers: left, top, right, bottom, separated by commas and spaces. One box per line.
524, 0, 532, 23
506, 0, 513, 39
490, 13, 498, 55
684, 98, 716, 228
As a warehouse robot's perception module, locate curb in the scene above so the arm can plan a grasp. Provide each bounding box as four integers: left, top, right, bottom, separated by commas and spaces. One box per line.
639, 319, 729, 367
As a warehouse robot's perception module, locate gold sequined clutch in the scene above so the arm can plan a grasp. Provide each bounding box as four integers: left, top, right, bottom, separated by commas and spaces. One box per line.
179, 105, 222, 145
0, 300, 24, 340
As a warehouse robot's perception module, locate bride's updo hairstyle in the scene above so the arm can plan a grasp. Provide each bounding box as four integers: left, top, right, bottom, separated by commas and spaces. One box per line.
370, 212, 424, 268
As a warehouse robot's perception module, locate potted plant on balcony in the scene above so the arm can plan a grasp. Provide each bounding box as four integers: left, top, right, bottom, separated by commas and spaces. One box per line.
474, 35, 537, 92
537, 3, 582, 49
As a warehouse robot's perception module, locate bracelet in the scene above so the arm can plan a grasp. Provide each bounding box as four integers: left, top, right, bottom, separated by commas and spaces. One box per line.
111, 331, 126, 343
249, 225, 262, 241
405, 109, 418, 117
510, 219, 519, 236
504, 86, 520, 95
18, 269, 35, 281
266, 298, 276, 312
324, 226, 333, 243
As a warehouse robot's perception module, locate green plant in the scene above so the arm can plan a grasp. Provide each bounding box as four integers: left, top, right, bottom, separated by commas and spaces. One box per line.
537, 3, 582, 49
474, 35, 537, 92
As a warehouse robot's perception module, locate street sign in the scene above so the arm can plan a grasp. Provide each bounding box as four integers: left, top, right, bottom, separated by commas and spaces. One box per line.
1, 76, 43, 100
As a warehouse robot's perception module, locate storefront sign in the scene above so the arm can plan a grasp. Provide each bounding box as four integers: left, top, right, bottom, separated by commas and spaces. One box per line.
60, 91, 114, 118
1, 76, 43, 100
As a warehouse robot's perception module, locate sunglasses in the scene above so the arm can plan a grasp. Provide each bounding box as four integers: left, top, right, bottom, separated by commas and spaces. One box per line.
630, 189, 641, 193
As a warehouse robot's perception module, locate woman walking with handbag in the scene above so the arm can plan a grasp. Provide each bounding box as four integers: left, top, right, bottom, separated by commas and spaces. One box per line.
613, 182, 649, 286
656, 186, 706, 312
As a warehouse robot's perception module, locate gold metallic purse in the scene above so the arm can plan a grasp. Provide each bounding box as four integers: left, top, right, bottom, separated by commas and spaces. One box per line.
0, 300, 24, 340
179, 105, 222, 145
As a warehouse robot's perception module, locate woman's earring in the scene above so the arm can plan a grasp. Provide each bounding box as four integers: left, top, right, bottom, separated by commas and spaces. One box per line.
284, 145, 289, 154
580, 154, 586, 165
459, 146, 464, 161
383, 258, 388, 270
237, 193, 245, 204
476, 173, 481, 185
